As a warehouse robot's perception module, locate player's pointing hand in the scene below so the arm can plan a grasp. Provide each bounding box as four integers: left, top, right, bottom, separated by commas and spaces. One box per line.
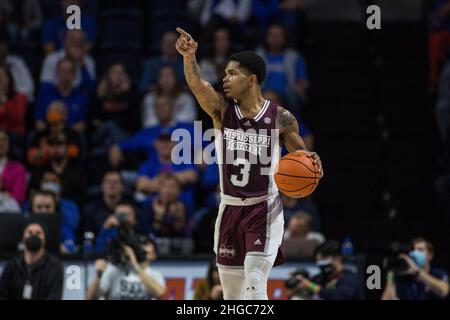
175, 27, 198, 57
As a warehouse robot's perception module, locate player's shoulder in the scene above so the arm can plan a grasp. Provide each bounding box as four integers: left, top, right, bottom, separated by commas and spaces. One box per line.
276, 105, 297, 128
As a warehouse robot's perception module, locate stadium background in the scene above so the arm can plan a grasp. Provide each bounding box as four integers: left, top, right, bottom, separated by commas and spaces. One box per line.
0, 0, 449, 300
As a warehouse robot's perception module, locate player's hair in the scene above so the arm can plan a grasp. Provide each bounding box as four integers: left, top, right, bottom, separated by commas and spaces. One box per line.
228, 51, 266, 84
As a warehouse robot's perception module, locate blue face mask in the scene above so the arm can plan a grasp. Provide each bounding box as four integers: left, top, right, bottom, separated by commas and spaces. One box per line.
409, 250, 427, 269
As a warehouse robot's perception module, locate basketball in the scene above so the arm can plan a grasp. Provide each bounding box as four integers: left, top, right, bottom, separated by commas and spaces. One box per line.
275, 150, 320, 198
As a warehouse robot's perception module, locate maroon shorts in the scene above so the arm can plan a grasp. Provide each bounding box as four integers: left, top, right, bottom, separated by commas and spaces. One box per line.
214, 195, 285, 268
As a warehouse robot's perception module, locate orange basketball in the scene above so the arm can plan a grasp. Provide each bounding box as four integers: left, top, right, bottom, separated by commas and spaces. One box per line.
274, 150, 320, 198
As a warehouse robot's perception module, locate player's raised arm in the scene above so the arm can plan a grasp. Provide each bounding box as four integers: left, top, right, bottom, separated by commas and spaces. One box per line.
175, 27, 225, 122
277, 106, 324, 177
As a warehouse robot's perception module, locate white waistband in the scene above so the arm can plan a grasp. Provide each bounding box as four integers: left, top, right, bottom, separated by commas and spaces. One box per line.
220, 192, 277, 206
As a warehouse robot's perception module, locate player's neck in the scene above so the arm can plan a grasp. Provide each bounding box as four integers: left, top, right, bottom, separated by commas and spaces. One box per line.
236, 92, 265, 118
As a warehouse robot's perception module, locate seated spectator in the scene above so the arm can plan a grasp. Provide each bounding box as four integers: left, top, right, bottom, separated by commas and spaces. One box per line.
0, 65, 27, 138
41, 0, 96, 55
95, 200, 139, 254
0, 221, 63, 299
87, 234, 165, 300
281, 193, 320, 231
284, 211, 325, 258
108, 95, 195, 168
91, 63, 139, 148
0, 0, 43, 43
141, 173, 187, 237
139, 31, 184, 94
287, 240, 364, 300
36, 57, 90, 133
27, 100, 83, 167
381, 237, 449, 300
199, 27, 232, 88
28, 188, 79, 254
256, 24, 308, 113
40, 29, 96, 88
135, 132, 198, 211
30, 133, 86, 205
0, 130, 27, 205
142, 65, 197, 127
194, 259, 223, 300
0, 41, 35, 101
83, 170, 130, 237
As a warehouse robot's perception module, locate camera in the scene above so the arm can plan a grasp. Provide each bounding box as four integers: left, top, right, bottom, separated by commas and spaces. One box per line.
107, 213, 148, 267
384, 241, 413, 273
285, 269, 310, 289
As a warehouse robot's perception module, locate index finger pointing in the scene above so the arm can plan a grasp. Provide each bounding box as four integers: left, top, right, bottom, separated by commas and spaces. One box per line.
176, 27, 192, 40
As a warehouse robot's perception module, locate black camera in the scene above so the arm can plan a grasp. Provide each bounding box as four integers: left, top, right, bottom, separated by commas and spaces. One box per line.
384, 241, 413, 273
285, 269, 310, 289
107, 213, 148, 267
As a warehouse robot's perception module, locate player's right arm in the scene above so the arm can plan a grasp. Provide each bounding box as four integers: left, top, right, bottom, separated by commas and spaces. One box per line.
175, 28, 225, 123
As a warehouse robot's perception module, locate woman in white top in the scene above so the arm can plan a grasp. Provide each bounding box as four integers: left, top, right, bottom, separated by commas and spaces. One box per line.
142, 66, 197, 127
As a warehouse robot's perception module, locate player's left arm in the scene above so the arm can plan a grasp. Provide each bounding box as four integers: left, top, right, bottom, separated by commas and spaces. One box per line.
277, 106, 324, 178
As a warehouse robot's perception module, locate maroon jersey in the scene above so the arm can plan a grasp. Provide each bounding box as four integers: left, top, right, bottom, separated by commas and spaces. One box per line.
216, 99, 280, 199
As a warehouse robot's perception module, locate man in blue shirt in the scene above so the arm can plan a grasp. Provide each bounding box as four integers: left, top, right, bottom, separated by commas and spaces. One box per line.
382, 237, 449, 300
35, 58, 91, 132
41, 0, 96, 55
135, 133, 198, 213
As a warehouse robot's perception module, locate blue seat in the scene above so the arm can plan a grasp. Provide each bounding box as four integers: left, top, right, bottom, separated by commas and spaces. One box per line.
100, 9, 143, 46
98, 43, 143, 85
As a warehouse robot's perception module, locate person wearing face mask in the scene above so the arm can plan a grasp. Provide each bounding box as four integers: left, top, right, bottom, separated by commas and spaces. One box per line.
381, 237, 449, 300
287, 240, 364, 300
0, 221, 63, 299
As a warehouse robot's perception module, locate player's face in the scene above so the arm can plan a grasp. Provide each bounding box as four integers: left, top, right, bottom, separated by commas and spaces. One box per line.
223, 61, 250, 99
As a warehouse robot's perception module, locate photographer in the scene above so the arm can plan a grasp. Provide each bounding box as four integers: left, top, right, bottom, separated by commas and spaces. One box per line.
86, 234, 166, 300
286, 240, 363, 300
381, 237, 449, 300
94, 200, 138, 254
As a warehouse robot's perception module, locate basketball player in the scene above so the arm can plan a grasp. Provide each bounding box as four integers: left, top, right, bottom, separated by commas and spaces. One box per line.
175, 27, 323, 300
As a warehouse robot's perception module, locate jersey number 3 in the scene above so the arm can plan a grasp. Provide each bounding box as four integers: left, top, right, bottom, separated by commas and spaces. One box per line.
230, 158, 251, 187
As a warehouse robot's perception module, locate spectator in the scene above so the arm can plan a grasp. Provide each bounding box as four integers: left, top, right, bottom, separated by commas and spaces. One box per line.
109, 95, 195, 168
27, 100, 84, 167
36, 57, 90, 133
0, 130, 27, 205
28, 188, 79, 254
141, 173, 187, 237
0, 41, 35, 101
41, 0, 96, 55
287, 240, 364, 300
0, 0, 43, 43
199, 27, 232, 88
83, 170, 128, 237
142, 66, 197, 127
429, 0, 450, 90
381, 237, 449, 300
91, 63, 139, 148
94, 201, 139, 254
196, 0, 252, 28
139, 31, 184, 94
284, 211, 325, 243
30, 133, 86, 205
0, 65, 27, 138
0, 221, 63, 299
281, 193, 320, 231
194, 259, 223, 300
135, 132, 198, 211
87, 235, 165, 300
40, 29, 96, 88
256, 23, 308, 113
